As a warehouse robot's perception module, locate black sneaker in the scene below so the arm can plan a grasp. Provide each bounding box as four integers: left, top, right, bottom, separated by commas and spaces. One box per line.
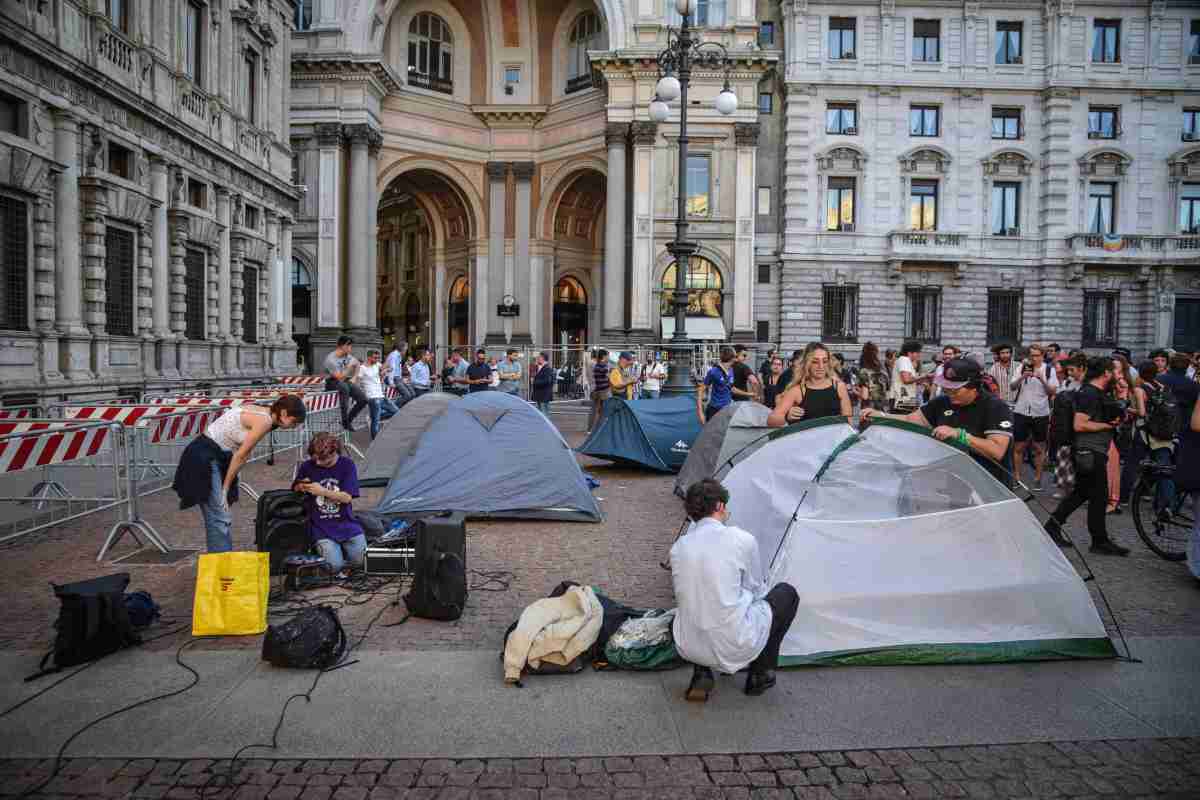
1090, 540, 1130, 557
744, 670, 777, 696
685, 666, 715, 702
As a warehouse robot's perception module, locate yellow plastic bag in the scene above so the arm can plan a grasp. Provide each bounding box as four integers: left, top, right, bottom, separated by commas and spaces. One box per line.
192, 552, 270, 636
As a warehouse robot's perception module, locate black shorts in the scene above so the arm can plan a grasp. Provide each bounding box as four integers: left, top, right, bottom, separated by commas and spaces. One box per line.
1014, 413, 1048, 443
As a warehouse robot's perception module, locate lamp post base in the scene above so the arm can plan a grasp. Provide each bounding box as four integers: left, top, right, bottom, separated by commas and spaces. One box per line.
661, 340, 696, 397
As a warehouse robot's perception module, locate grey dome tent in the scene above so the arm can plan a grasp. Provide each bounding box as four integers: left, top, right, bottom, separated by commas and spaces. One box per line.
577, 395, 703, 473
373, 391, 601, 522
674, 402, 772, 498
360, 392, 458, 487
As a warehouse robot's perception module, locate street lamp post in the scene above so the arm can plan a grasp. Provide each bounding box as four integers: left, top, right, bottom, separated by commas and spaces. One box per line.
650, 0, 738, 397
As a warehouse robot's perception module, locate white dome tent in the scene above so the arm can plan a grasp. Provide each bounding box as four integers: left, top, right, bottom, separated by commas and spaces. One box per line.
719, 417, 1117, 666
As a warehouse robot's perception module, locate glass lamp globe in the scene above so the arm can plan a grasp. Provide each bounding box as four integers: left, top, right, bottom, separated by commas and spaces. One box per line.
649, 97, 670, 123
715, 87, 739, 116
656, 74, 681, 103
675, 0, 694, 16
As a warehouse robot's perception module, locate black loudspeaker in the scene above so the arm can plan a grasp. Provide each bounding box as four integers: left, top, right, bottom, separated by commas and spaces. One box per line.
413, 512, 467, 573
404, 512, 468, 621
255, 491, 311, 576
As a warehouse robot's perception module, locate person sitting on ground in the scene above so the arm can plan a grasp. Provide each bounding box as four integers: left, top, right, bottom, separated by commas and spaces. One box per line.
767, 342, 853, 427
174, 395, 306, 553
670, 479, 799, 701
292, 433, 367, 578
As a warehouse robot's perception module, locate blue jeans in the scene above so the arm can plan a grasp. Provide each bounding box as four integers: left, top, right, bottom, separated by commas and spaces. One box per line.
1151, 446, 1176, 513
536, 400, 552, 417
315, 533, 368, 573
642, 389, 660, 400
367, 397, 399, 439
199, 461, 232, 553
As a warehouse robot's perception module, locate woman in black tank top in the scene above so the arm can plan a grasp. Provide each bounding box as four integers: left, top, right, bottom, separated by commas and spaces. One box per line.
767, 343, 853, 428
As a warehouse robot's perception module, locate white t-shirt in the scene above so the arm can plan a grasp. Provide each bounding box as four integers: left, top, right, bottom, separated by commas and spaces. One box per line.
891, 356, 920, 408
1012, 363, 1059, 418
357, 363, 385, 400
642, 362, 667, 392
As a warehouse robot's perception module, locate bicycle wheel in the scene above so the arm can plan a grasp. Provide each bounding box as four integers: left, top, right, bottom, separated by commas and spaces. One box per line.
1131, 477, 1189, 561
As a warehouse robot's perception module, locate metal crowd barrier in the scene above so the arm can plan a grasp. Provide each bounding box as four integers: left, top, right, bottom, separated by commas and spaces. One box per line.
0, 419, 128, 547
0, 404, 45, 420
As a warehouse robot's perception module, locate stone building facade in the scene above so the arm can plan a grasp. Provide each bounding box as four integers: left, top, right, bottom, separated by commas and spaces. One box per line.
778, 0, 1200, 359
289, 0, 777, 368
0, 0, 299, 404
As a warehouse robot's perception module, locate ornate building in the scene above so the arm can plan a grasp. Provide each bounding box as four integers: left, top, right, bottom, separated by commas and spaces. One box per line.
0, 0, 299, 403
778, 0, 1200, 357
289, 0, 780, 366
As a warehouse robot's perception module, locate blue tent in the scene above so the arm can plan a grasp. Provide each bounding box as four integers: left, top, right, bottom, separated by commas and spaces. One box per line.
577, 396, 703, 473
374, 392, 601, 522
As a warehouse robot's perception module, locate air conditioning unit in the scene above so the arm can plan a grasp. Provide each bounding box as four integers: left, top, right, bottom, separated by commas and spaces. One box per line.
844, 127, 858, 135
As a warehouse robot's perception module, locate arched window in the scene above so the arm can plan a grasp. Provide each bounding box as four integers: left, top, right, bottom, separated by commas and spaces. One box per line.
567, 12, 603, 94
408, 13, 453, 94
555, 276, 588, 305
291, 258, 311, 288
661, 257, 723, 318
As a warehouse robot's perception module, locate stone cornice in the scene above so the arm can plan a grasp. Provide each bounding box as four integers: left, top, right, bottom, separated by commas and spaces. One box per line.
290, 54, 402, 93
472, 106, 550, 127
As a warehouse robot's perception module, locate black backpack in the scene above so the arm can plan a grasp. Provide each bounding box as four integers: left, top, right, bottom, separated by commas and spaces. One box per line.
404, 551, 467, 621
1048, 390, 1077, 451
1143, 383, 1182, 441
29, 573, 141, 680
262, 606, 347, 669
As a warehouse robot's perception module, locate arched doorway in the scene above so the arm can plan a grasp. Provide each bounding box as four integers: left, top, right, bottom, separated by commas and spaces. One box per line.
552, 276, 588, 345
660, 256, 726, 340
291, 258, 313, 370
448, 277, 470, 346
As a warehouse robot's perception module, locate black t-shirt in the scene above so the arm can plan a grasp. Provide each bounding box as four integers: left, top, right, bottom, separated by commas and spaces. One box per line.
732, 361, 753, 399
466, 362, 492, 392
1072, 383, 1115, 455
921, 391, 1015, 486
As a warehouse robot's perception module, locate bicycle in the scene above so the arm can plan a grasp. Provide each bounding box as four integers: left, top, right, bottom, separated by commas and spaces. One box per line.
1130, 459, 1195, 561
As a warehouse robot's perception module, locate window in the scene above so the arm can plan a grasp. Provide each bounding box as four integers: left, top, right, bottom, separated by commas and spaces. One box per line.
1092, 19, 1120, 63
104, 228, 135, 337
1184, 109, 1198, 142
0, 90, 28, 138
987, 290, 1023, 345
905, 287, 941, 343
991, 107, 1021, 139
0, 196, 29, 331
295, 0, 314, 31
1180, 184, 1200, 234
826, 177, 856, 231
991, 182, 1020, 236
1191, 20, 1200, 64
105, 0, 128, 33
826, 103, 857, 134
244, 205, 260, 231
660, 257, 722, 318
408, 13, 454, 94
242, 265, 258, 344
821, 285, 858, 342
187, 179, 207, 210
910, 180, 938, 230
829, 18, 856, 60
1088, 107, 1118, 139
108, 142, 132, 180
910, 105, 939, 136
757, 186, 771, 216
757, 263, 771, 284
759, 22, 775, 47
995, 21, 1023, 64
1082, 292, 1119, 347
913, 20, 940, 62
1087, 182, 1116, 234
292, 258, 312, 326
693, 0, 726, 27
685, 155, 710, 217
505, 66, 521, 86
567, 12, 603, 94
184, 248, 206, 340
184, 2, 203, 84
758, 92, 773, 114
756, 320, 770, 343
243, 52, 258, 124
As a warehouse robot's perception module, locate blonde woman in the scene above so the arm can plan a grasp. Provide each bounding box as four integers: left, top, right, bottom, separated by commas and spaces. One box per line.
766, 343, 852, 428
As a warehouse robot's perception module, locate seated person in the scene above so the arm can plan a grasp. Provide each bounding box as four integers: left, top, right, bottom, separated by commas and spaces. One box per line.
292, 433, 366, 577
669, 478, 799, 701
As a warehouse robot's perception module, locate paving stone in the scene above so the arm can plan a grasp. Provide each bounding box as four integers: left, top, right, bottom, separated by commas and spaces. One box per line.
876, 751, 913, 767
704, 756, 737, 773
749, 790, 793, 800
865, 786, 908, 800
307, 775, 344, 788
836, 768, 868, 784
633, 756, 668, 773
233, 788, 275, 800
765, 756, 795, 770
829, 785, 869, 799
928, 764, 966, 781
515, 773, 548, 789
422, 761, 455, 775
670, 757, 705, 772
365, 790, 403, 800
805, 768, 835, 786
267, 789, 304, 800
574, 759, 603, 774
739, 756, 768, 772
611, 773, 644, 788
818, 754, 847, 767
846, 752, 882, 769
905, 751, 939, 764
712, 772, 750, 787
865, 767, 898, 783
580, 772, 613, 789
794, 789, 838, 800
747, 771, 776, 787
959, 780, 995, 798
778, 770, 810, 787
547, 773, 581, 789
546, 759, 577, 774
298, 789, 334, 800
341, 775, 378, 788
930, 781, 967, 798
790, 755, 823, 769
476, 772, 515, 788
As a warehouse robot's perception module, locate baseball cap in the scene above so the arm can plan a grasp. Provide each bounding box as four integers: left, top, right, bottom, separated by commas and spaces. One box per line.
934, 358, 982, 391
1112, 347, 1132, 361
619, 351, 635, 361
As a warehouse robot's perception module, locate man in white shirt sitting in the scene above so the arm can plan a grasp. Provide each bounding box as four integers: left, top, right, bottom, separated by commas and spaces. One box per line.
670, 479, 798, 702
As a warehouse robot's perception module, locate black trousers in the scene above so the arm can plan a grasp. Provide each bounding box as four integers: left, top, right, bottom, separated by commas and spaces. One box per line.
1047, 450, 1110, 545
749, 583, 799, 674
326, 377, 367, 428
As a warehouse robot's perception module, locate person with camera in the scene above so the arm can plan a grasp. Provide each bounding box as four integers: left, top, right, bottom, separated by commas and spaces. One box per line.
1011, 344, 1058, 491
1043, 357, 1131, 556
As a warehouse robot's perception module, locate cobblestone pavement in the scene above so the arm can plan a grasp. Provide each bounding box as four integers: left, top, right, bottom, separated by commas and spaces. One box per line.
4, 739, 1199, 799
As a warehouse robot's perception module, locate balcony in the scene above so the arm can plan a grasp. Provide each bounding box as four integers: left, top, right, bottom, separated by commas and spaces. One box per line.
1066, 233, 1200, 263
407, 72, 453, 95
95, 28, 134, 74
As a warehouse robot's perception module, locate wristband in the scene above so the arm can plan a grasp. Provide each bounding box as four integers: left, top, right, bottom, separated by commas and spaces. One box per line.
957, 428, 969, 447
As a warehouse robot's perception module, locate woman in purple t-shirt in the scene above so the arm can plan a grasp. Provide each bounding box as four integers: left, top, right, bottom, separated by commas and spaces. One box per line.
292, 433, 366, 577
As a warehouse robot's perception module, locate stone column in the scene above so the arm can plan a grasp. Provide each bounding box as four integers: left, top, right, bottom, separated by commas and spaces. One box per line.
603, 123, 628, 335
216, 188, 235, 374
315, 123, 343, 335
149, 156, 175, 376
511, 161, 534, 344
484, 161, 508, 344
279, 214, 295, 370
137, 217, 157, 376
53, 109, 91, 381
79, 163, 110, 380
732, 123, 759, 337
629, 122, 657, 333
433, 253, 447, 351
166, 208, 190, 376
345, 124, 372, 332
228, 196, 246, 376
366, 131, 382, 332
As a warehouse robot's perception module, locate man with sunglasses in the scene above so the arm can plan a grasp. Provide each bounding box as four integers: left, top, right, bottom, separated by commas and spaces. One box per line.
862, 357, 1014, 488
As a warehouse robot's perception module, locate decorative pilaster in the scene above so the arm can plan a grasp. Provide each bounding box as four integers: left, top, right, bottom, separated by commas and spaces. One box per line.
279, 213, 294, 350
166, 208, 190, 376
484, 161, 509, 344
366, 131, 382, 333
604, 123, 629, 335
733, 123, 760, 337
34, 187, 63, 384
229, 193, 246, 376
53, 109, 91, 381
79, 173, 109, 378
510, 161, 535, 345
344, 124, 379, 335
137, 217, 157, 376
629, 123, 657, 332
315, 122, 344, 331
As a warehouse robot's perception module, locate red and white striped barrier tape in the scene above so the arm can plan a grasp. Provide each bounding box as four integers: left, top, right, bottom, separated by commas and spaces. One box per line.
303, 392, 339, 412
147, 397, 246, 406
278, 376, 324, 385
0, 408, 36, 420
146, 408, 227, 444
0, 423, 112, 474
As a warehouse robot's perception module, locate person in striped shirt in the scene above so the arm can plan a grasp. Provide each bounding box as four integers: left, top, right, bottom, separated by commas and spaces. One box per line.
987, 344, 1019, 407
